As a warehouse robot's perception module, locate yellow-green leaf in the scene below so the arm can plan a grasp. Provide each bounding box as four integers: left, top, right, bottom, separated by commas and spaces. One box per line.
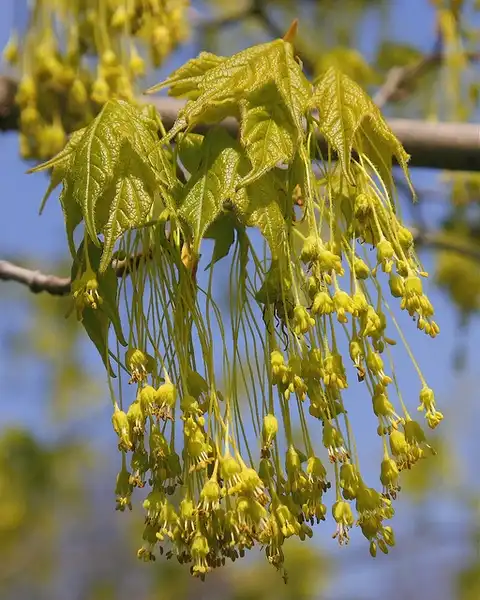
28, 127, 87, 214
235, 171, 288, 258
59, 180, 82, 257
81, 307, 115, 376
178, 133, 204, 174
239, 90, 296, 187
178, 128, 244, 252
204, 214, 237, 269
313, 67, 413, 192
69, 100, 159, 245
158, 40, 311, 141
97, 147, 156, 272
146, 52, 226, 98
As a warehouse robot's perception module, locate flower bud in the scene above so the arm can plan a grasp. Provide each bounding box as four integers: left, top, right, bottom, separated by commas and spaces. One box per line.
353, 257, 370, 279
312, 291, 334, 315
300, 236, 321, 262
389, 273, 405, 298
138, 385, 156, 413
155, 382, 177, 409
397, 226, 413, 250
293, 305, 315, 334
262, 413, 278, 446
112, 405, 132, 451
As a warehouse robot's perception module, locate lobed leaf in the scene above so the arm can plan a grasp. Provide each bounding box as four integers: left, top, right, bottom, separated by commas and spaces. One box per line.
69, 100, 160, 245
146, 52, 227, 98
313, 67, 413, 192
204, 214, 237, 269
97, 146, 157, 272
59, 180, 83, 257
177, 127, 244, 252
28, 127, 87, 214
235, 171, 288, 258
239, 88, 296, 187
158, 40, 311, 142
178, 133, 204, 174
81, 307, 115, 376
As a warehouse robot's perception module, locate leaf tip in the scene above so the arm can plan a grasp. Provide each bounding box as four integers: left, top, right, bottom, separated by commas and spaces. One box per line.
144, 82, 164, 95
283, 19, 299, 43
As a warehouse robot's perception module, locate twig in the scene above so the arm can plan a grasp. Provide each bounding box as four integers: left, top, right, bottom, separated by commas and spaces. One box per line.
0, 251, 150, 296
374, 51, 480, 109
0, 75, 19, 131
0, 260, 71, 295
411, 228, 480, 262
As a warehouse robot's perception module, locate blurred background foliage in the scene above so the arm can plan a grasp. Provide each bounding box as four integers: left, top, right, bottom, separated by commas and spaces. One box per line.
1, 1, 480, 599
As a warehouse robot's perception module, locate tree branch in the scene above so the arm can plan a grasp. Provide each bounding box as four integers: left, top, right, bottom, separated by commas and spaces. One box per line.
149, 96, 480, 172
0, 252, 149, 296
374, 49, 480, 109
0, 75, 19, 131
0, 260, 71, 295
2, 74, 480, 171
410, 228, 480, 262
3, 228, 480, 296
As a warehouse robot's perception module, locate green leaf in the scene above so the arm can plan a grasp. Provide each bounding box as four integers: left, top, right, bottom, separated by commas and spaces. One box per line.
146, 52, 227, 98
239, 88, 296, 187
178, 133, 204, 174
158, 40, 311, 141
178, 127, 243, 252
204, 214, 236, 269
28, 127, 87, 175
69, 100, 159, 245
59, 180, 83, 257
315, 47, 378, 86
98, 265, 127, 347
81, 307, 115, 376
235, 171, 288, 259
28, 127, 87, 214
97, 146, 156, 272
313, 67, 413, 193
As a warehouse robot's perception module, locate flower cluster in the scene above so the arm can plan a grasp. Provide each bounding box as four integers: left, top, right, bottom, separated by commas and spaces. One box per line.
54, 43, 443, 577
90, 151, 442, 580
3, 0, 188, 159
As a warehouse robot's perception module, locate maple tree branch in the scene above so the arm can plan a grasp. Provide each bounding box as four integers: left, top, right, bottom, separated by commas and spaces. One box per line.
373, 55, 440, 108
0, 252, 150, 296
1, 72, 480, 170
0, 260, 71, 295
0, 75, 19, 131
2, 228, 480, 296
149, 96, 480, 172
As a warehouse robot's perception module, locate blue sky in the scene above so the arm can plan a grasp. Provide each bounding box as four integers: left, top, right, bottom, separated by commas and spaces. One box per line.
1, 1, 480, 598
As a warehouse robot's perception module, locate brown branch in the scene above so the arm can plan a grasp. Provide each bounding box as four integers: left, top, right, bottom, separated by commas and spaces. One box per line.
3, 227, 480, 296
0, 252, 149, 296
410, 228, 480, 262
0, 260, 71, 295
0, 75, 18, 131
374, 51, 480, 109
149, 96, 480, 172
3, 57, 480, 171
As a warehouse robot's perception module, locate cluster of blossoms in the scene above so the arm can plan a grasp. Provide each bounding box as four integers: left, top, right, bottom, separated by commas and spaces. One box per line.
68, 145, 443, 580
2, 0, 188, 159
51, 27, 443, 579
